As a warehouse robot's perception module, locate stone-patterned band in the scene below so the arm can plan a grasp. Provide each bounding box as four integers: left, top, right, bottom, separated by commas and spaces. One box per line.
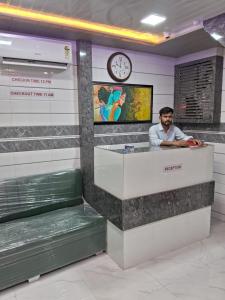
0, 137, 80, 153
184, 131, 225, 143
94, 133, 149, 146
0, 125, 79, 138
94, 123, 151, 134
93, 181, 214, 231
177, 123, 225, 132
0, 125, 80, 152
94, 124, 151, 145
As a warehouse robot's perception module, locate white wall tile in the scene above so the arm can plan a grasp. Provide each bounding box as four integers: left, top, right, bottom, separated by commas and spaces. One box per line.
92, 45, 175, 75
14, 159, 80, 178
176, 48, 223, 65
92, 68, 174, 95
11, 100, 51, 113
13, 148, 80, 165
152, 113, 159, 123
14, 161, 52, 177
0, 65, 76, 90
49, 65, 76, 90
5, 69, 52, 88
132, 52, 175, 76
0, 100, 12, 113
0, 86, 10, 100
10, 113, 80, 126
152, 94, 174, 113
50, 100, 78, 114
51, 148, 80, 160
50, 158, 80, 171
12, 113, 51, 126
0, 165, 15, 180
214, 162, 225, 175
10, 86, 51, 100
0, 114, 12, 126
13, 150, 52, 165
220, 112, 225, 122
214, 153, 225, 176
214, 172, 225, 184
0, 148, 80, 168
221, 75, 225, 92
215, 182, 225, 195
71, 41, 77, 66
220, 91, 225, 112
49, 88, 77, 101
208, 142, 225, 154
213, 193, 225, 214
214, 153, 225, 164
49, 113, 79, 126
0, 67, 10, 86
0, 152, 14, 166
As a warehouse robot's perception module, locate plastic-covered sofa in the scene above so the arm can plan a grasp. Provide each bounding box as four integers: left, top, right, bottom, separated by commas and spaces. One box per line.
0, 169, 106, 291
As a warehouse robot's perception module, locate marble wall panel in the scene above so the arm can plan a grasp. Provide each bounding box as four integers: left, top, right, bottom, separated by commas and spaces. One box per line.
77, 41, 94, 203
0, 125, 79, 138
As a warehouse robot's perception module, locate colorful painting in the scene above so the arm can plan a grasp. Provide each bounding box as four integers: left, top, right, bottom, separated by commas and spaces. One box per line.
93, 82, 153, 124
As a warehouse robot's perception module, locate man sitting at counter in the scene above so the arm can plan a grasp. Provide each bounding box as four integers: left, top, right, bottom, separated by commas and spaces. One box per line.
149, 107, 202, 147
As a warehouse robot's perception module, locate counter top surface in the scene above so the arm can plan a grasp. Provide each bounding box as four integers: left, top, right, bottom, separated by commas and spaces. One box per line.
96, 144, 210, 154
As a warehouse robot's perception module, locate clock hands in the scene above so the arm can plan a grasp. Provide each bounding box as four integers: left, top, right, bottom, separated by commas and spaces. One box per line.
107, 52, 132, 81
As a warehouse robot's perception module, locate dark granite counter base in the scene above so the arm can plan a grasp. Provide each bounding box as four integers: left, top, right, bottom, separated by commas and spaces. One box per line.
92, 181, 214, 231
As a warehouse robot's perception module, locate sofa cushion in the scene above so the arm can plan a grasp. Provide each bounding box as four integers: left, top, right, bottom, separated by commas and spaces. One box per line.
0, 204, 105, 255
0, 169, 83, 223
0, 203, 106, 291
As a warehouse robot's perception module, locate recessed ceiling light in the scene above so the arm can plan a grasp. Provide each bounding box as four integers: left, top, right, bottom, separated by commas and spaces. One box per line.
210, 32, 223, 41
80, 51, 87, 57
0, 40, 12, 45
141, 14, 166, 26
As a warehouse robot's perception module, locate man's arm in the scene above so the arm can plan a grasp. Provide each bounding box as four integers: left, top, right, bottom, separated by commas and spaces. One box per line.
149, 126, 162, 146
174, 126, 192, 141
175, 127, 203, 146
160, 140, 189, 147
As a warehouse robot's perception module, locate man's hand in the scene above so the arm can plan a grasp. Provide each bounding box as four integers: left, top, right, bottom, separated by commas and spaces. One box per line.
160, 139, 203, 147
173, 140, 189, 147
189, 139, 203, 146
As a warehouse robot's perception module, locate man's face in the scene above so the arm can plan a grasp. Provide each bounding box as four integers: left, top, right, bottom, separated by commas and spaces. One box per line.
160, 112, 173, 127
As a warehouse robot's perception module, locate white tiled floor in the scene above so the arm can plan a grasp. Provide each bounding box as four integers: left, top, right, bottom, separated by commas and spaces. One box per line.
1, 218, 225, 300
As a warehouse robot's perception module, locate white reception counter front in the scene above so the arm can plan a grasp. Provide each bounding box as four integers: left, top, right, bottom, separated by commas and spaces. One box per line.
94, 143, 214, 269
95, 143, 213, 199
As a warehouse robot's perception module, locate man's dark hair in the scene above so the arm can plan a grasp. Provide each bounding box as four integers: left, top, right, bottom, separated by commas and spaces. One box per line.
159, 107, 174, 116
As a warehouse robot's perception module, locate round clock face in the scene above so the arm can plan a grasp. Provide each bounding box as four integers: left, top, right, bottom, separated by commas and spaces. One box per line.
107, 52, 132, 82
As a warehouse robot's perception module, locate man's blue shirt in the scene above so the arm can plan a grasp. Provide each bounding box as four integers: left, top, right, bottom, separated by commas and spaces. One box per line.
149, 123, 193, 146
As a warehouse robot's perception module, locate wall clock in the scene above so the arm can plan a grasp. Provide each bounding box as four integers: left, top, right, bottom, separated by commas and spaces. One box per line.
107, 52, 132, 82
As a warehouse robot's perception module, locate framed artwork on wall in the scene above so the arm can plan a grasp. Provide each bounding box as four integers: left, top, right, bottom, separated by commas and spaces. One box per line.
93, 82, 153, 124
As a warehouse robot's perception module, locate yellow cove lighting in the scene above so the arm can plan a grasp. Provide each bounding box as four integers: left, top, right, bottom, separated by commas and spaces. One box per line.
0, 4, 164, 45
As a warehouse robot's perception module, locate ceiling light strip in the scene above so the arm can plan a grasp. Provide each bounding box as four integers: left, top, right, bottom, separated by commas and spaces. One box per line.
0, 4, 164, 45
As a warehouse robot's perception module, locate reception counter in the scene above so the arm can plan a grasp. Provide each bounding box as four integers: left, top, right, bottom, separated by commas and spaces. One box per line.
94, 143, 214, 268
95, 144, 213, 199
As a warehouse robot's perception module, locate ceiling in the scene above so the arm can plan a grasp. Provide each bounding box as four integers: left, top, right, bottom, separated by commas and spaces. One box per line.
0, 0, 224, 56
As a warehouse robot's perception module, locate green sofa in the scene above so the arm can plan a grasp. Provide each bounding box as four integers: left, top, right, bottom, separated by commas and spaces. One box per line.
0, 169, 106, 291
